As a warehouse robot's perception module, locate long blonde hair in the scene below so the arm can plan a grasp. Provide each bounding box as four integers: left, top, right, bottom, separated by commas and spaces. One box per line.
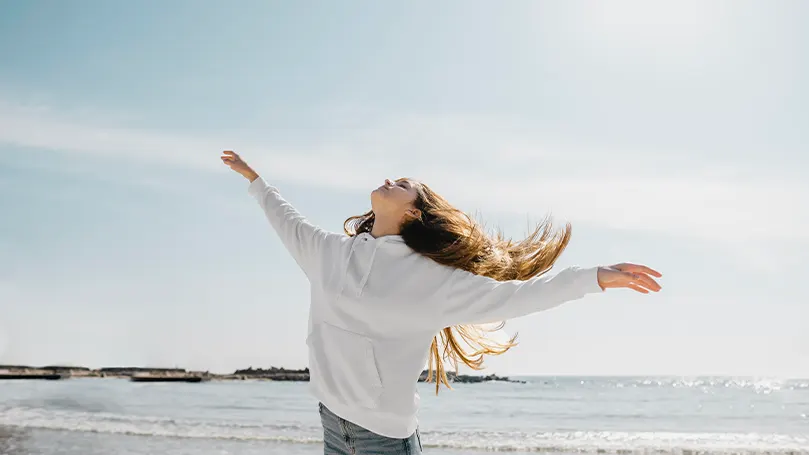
344, 180, 571, 394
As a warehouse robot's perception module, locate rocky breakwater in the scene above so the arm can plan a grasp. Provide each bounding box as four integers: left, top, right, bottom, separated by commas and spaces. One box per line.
418, 370, 525, 384
0, 369, 57, 380
98, 367, 216, 382
1, 364, 524, 384
0, 364, 91, 379
226, 367, 524, 384
97, 367, 193, 378
229, 366, 310, 381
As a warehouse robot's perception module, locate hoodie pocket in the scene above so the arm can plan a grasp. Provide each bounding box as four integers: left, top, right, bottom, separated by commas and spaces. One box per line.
307, 322, 383, 409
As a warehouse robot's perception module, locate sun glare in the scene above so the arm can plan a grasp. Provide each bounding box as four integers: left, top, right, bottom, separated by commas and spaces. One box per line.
586, 1, 722, 49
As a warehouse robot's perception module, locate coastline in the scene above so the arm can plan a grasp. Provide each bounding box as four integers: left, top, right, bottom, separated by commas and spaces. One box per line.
0, 364, 523, 384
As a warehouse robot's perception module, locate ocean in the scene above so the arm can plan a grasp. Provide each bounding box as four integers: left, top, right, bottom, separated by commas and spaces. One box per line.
0, 376, 807, 454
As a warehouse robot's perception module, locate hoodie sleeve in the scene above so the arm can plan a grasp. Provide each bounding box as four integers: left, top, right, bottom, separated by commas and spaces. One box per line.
434, 266, 603, 328
248, 177, 343, 277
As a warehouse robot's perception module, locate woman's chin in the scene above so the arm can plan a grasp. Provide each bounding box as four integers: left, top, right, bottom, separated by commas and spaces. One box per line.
370, 191, 382, 207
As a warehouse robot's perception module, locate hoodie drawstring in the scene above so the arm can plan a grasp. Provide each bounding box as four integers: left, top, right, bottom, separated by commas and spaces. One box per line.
356, 243, 379, 297
337, 242, 356, 298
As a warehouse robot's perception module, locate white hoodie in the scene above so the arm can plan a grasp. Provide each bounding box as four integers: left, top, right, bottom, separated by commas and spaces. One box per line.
248, 178, 603, 438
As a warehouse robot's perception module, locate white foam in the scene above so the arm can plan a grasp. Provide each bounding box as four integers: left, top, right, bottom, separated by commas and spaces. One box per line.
2, 406, 807, 454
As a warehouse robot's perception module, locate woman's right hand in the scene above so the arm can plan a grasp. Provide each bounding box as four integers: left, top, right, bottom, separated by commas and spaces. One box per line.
221, 150, 259, 182
597, 263, 662, 294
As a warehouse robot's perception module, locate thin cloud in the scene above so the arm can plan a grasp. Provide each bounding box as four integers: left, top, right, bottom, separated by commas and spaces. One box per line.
1, 101, 806, 245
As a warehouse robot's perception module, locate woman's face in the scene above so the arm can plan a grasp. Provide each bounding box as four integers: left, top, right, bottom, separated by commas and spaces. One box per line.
370, 178, 419, 220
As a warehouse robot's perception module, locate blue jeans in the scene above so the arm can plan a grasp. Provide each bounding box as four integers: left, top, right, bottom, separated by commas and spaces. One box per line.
319, 403, 423, 454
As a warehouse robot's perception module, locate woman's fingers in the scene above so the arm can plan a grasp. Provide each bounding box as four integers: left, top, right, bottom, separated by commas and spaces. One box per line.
626, 272, 661, 292
616, 263, 662, 278
627, 283, 649, 294
221, 153, 243, 170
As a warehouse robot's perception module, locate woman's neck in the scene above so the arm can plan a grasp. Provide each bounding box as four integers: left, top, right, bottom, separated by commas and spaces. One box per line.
370, 215, 402, 238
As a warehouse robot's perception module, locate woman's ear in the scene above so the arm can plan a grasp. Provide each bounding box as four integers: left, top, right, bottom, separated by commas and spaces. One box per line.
406, 208, 422, 221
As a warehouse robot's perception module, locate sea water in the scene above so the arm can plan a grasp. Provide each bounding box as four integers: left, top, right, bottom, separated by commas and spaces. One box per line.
1, 376, 808, 454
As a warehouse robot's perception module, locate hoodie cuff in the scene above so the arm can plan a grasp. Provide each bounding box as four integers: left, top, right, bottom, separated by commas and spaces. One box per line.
578, 266, 604, 294
248, 177, 277, 197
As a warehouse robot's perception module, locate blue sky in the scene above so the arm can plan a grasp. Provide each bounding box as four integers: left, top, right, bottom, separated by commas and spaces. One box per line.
1, 0, 807, 376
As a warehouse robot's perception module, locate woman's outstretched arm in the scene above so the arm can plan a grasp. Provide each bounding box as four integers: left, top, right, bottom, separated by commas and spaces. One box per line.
434, 263, 662, 328
221, 150, 343, 278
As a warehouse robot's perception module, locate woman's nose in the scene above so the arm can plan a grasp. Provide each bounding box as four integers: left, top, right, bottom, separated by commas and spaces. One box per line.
385, 179, 393, 186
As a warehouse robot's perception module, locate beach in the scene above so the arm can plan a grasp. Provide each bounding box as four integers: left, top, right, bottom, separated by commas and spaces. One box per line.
1, 376, 807, 454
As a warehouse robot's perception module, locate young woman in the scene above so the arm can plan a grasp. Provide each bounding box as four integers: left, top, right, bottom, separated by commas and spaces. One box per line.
221, 151, 662, 455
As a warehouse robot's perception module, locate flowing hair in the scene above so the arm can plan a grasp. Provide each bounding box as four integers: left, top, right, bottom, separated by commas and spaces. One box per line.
344, 179, 571, 394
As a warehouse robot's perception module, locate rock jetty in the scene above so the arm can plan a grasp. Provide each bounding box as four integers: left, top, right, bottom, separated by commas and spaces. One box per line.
0, 364, 523, 384
230, 367, 310, 381
418, 370, 525, 384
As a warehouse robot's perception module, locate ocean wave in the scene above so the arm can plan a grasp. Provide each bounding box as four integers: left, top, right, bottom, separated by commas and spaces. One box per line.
0, 406, 316, 430
418, 429, 809, 454
11, 396, 119, 414
1, 407, 807, 454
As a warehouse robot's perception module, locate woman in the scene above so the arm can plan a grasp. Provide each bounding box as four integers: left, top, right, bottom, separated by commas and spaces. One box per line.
221, 151, 661, 455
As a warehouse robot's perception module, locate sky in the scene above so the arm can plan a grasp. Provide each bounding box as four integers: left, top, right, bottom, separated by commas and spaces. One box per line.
0, 0, 807, 377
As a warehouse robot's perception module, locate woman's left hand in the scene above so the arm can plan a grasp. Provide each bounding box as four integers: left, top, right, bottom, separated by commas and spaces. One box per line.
597, 263, 662, 294
221, 150, 259, 182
